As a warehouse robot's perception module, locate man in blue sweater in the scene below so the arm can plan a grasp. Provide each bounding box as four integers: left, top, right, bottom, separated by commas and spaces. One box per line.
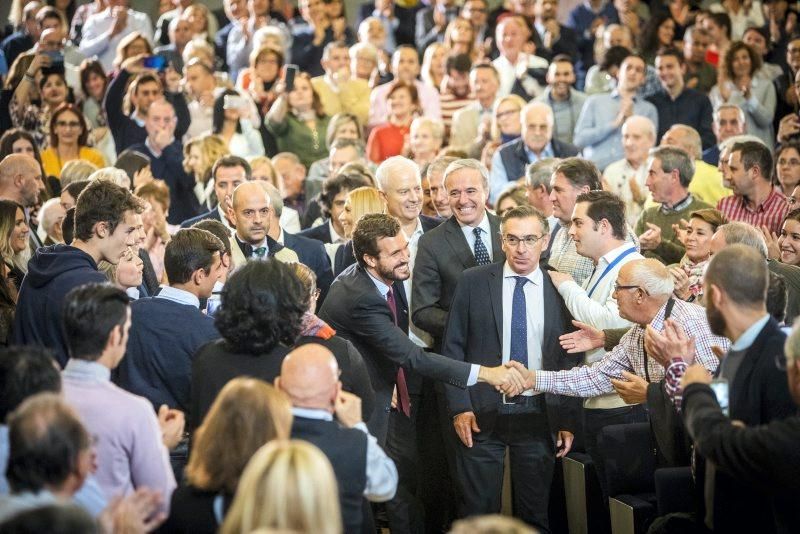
115, 228, 225, 420
12, 181, 145, 367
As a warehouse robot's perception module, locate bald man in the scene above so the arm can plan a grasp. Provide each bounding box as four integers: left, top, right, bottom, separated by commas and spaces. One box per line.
227, 181, 299, 268
0, 154, 46, 249
276, 344, 398, 533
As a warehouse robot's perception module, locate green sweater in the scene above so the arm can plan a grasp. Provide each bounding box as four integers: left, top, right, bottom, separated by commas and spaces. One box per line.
635, 196, 712, 266
266, 113, 331, 169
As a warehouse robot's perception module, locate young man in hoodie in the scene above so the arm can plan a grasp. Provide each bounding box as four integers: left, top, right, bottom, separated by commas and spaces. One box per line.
12, 180, 145, 367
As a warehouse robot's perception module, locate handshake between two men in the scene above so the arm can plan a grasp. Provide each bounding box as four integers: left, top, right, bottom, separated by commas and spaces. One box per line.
478, 362, 534, 397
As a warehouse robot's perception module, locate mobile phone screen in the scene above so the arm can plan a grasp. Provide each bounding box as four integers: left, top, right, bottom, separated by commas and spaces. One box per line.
285, 64, 298, 92
709, 379, 729, 416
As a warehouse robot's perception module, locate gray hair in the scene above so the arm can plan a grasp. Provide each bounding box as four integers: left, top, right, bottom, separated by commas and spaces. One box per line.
443, 158, 490, 192
255, 180, 284, 217
88, 167, 131, 189
349, 42, 379, 62
719, 134, 766, 155
330, 138, 365, 158
623, 115, 657, 140
650, 146, 695, 188
713, 104, 746, 126
525, 158, 559, 192
521, 101, 554, 127
375, 156, 421, 191
411, 117, 445, 141
427, 156, 458, 181
60, 160, 99, 188
664, 124, 702, 160
717, 222, 768, 258
37, 197, 62, 242
628, 258, 675, 296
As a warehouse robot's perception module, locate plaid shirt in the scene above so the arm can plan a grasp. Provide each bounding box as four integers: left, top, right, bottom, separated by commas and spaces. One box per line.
535, 298, 727, 397
716, 188, 788, 235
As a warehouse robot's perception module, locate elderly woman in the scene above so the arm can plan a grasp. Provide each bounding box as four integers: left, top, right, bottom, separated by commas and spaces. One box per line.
307, 113, 364, 182
409, 117, 444, 169
367, 81, 419, 164
671, 208, 727, 301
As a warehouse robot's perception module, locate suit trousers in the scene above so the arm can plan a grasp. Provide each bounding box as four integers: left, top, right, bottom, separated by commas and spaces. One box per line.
456, 409, 555, 532
386, 393, 425, 534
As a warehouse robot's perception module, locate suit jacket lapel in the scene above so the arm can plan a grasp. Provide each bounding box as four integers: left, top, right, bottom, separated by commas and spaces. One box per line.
392, 281, 409, 333
488, 213, 505, 262
540, 268, 561, 367
445, 217, 477, 269
732, 318, 777, 409
488, 264, 504, 343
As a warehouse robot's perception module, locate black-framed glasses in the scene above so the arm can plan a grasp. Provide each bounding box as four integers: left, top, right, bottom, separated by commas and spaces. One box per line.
613, 283, 650, 295
503, 234, 544, 248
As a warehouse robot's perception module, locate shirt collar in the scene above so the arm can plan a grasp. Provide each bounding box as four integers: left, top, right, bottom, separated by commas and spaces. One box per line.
277, 228, 285, 245
63, 358, 111, 382
216, 205, 232, 229
458, 210, 491, 233
131, 110, 145, 127
291, 406, 334, 421
660, 193, 693, 213
502, 262, 543, 285
328, 220, 344, 243
598, 241, 636, 266
730, 313, 771, 351
367, 269, 392, 298
156, 285, 200, 308
524, 142, 554, 162
406, 218, 424, 240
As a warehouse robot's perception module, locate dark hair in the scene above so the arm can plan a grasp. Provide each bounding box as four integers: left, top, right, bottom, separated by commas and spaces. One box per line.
212, 155, 252, 181
352, 213, 400, 269
164, 228, 225, 284
38, 68, 67, 92
639, 13, 674, 57
775, 142, 800, 184
600, 46, 632, 72
655, 46, 684, 65
731, 140, 773, 183
446, 53, 472, 74
707, 12, 732, 39
73, 180, 145, 242
61, 207, 75, 245
36, 5, 66, 28
0, 503, 99, 534
575, 190, 626, 240
78, 59, 107, 101
320, 172, 372, 218
706, 244, 767, 307
767, 271, 787, 322
212, 89, 243, 135
723, 41, 762, 79
500, 204, 549, 234
6, 393, 91, 492
0, 129, 42, 164
215, 261, 307, 355
387, 80, 420, 113
553, 157, 602, 190
0, 347, 60, 421
62, 283, 130, 361
49, 103, 89, 148
114, 150, 151, 187
64, 180, 90, 202
193, 221, 231, 261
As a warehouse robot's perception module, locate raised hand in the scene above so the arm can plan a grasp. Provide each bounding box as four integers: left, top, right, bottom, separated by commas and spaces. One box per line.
100, 488, 165, 534
335, 390, 363, 428
453, 411, 480, 448
669, 266, 691, 300
643, 319, 696, 368
157, 404, 184, 450
547, 269, 574, 288
559, 320, 605, 353
761, 225, 781, 260
639, 222, 663, 251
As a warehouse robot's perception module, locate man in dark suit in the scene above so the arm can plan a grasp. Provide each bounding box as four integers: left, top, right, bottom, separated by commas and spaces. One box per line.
489, 101, 579, 204
442, 204, 581, 530
318, 213, 525, 445
413, 159, 505, 351
528, 0, 579, 61
415, 0, 459, 53
180, 155, 251, 229
298, 172, 372, 245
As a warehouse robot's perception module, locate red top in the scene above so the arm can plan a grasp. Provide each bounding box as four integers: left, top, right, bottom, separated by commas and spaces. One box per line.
366, 122, 410, 164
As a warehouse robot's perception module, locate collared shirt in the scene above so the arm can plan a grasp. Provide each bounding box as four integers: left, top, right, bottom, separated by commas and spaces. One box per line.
61, 359, 176, 512
534, 87, 587, 146
717, 188, 788, 235
556, 242, 642, 362
404, 219, 432, 348
156, 285, 200, 309
365, 269, 481, 385
646, 88, 715, 149
502, 263, 544, 396
290, 407, 398, 501
217, 205, 233, 231
492, 53, 549, 98
329, 220, 345, 244
535, 298, 728, 398
490, 142, 555, 202
458, 210, 493, 260
573, 89, 659, 171
549, 222, 640, 286
660, 193, 694, 214
79, 8, 154, 71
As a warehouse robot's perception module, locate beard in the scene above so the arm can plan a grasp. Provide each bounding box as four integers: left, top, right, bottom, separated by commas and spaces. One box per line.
706, 296, 727, 337
378, 261, 409, 282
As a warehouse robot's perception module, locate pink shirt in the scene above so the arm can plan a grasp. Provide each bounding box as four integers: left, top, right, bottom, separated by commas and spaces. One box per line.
368, 80, 441, 129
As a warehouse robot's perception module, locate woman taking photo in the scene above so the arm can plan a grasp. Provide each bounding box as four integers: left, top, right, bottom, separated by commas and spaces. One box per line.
0, 200, 31, 290
366, 81, 419, 164
671, 208, 727, 301
266, 71, 331, 169
212, 89, 265, 159
164, 378, 292, 534
41, 104, 106, 179
10, 59, 72, 148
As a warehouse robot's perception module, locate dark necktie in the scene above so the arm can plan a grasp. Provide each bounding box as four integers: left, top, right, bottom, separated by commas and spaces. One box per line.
510, 276, 528, 367
473, 227, 491, 266
253, 246, 268, 259
387, 288, 411, 417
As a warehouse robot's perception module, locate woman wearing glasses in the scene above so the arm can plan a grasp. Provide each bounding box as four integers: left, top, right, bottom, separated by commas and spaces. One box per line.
40, 104, 106, 179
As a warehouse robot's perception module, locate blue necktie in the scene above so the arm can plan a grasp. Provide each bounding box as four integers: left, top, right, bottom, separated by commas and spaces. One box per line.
510, 276, 528, 367
473, 227, 491, 266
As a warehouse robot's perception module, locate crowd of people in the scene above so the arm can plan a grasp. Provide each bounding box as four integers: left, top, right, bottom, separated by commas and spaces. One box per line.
0, 0, 799, 532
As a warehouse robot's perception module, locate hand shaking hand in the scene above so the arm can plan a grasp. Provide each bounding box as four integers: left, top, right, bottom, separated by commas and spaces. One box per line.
478, 362, 530, 396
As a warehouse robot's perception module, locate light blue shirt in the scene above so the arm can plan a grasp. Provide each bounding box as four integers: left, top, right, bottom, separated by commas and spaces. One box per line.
365, 270, 481, 385
459, 210, 494, 261
502, 263, 544, 396
573, 90, 659, 171
490, 142, 555, 203
156, 285, 200, 308
730, 314, 771, 351
290, 407, 397, 501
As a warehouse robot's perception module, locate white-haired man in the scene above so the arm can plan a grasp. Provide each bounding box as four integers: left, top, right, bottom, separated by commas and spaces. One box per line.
37, 197, 66, 246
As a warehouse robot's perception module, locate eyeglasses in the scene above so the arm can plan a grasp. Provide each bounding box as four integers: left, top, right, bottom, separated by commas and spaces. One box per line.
613, 283, 650, 295
56, 121, 81, 129
778, 158, 800, 166
503, 234, 544, 248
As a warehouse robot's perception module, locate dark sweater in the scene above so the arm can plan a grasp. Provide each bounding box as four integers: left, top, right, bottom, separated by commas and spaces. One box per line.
646, 88, 715, 149
190, 340, 291, 429
159, 484, 232, 534
115, 296, 219, 416
11, 245, 106, 367
635, 196, 712, 265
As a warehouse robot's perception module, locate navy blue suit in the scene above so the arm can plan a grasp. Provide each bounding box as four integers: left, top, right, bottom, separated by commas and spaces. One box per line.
298, 220, 334, 244
180, 208, 223, 229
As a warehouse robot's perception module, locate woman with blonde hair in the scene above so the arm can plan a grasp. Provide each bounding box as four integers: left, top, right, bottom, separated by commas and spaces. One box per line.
409, 117, 444, 168
112, 32, 153, 71
308, 113, 364, 182
335, 186, 384, 274
164, 378, 293, 534
491, 94, 526, 145
444, 18, 478, 62
221, 440, 342, 534
98, 246, 144, 299
183, 134, 229, 210
421, 43, 449, 92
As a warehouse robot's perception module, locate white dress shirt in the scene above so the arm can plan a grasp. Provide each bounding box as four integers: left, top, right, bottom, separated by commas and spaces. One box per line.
79, 8, 154, 72
459, 210, 493, 260
502, 263, 544, 396
492, 53, 549, 98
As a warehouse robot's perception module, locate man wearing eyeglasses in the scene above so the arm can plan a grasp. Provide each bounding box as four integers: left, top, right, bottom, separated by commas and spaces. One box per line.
441, 204, 582, 531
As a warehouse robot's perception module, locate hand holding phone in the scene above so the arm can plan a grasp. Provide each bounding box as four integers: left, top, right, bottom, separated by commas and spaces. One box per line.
284, 64, 299, 92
